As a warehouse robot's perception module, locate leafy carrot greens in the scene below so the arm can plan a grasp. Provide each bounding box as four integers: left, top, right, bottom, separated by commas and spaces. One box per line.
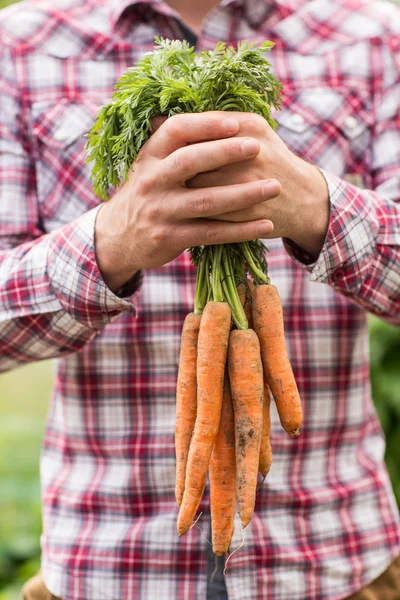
86, 37, 282, 328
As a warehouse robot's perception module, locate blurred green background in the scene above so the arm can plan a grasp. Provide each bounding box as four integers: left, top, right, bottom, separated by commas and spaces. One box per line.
1, 0, 400, 598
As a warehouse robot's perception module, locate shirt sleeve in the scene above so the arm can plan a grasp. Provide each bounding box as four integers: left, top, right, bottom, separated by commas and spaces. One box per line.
0, 46, 142, 373
285, 38, 400, 325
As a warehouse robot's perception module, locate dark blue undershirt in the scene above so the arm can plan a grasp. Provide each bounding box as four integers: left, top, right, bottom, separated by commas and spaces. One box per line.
181, 23, 198, 49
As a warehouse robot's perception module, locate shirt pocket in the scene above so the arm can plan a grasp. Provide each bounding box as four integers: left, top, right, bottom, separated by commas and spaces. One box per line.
32, 96, 104, 229
275, 86, 373, 182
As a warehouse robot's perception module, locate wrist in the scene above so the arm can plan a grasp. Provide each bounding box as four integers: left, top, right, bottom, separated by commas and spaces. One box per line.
94, 203, 139, 293
290, 163, 330, 261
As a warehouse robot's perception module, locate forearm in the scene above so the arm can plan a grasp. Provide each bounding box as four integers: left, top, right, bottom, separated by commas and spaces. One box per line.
0, 208, 141, 372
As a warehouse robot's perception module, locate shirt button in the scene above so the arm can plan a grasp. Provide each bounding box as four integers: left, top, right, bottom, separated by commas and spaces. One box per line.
344, 116, 358, 130
290, 113, 305, 127
333, 268, 345, 282
53, 128, 69, 142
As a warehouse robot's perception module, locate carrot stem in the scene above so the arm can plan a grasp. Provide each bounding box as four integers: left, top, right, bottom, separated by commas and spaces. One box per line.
194, 249, 210, 315
221, 248, 248, 331
240, 242, 270, 285
212, 245, 224, 303
233, 249, 246, 282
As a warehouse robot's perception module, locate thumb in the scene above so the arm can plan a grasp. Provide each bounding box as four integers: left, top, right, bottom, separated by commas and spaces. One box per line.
151, 114, 168, 133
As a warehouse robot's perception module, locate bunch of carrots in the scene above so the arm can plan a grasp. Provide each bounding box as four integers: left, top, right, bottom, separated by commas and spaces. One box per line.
175, 244, 302, 555
86, 38, 302, 556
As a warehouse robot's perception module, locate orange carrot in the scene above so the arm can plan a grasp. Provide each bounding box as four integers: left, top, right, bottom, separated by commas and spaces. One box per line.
175, 312, 202, 507
259, 384, 272, 477
252, 284, 302, 438
209, 374, 236, 555
177, 301, 231, 536
228, 328, 263, 528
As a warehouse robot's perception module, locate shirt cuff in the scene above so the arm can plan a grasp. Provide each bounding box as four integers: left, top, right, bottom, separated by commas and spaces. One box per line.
284, 170, 380, 293
46, 206, 143, 330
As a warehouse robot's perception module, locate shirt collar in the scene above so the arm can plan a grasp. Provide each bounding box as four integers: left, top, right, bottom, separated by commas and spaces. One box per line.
109, 0, 279, 33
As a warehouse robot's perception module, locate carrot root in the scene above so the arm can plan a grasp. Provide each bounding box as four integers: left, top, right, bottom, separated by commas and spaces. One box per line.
252, 284, 303, 437
228, 328, 263, 528
209, 374, 236, 555
177, 301, 232, 536
259, 384, 272, 477
175, 312, 202, 507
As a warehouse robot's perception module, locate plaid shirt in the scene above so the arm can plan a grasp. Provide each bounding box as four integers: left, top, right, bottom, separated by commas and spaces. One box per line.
1, 0, 400, 597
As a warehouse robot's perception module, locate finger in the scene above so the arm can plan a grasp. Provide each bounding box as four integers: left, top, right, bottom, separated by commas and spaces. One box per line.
186, 170, 240, 189
151, 115, 168, 133
163, 137, 260, 184
146, 112, 240, 159
178, 218, 274, 248
170, 180, 280, 220
213, 205, 268, 223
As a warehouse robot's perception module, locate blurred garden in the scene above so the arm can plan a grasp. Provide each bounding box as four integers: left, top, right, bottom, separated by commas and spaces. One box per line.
0, 0, 400, 598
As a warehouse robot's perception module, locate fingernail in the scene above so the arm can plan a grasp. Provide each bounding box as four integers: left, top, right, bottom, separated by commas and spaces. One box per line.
242, 138, 259, 156
222, 118, 239, 133
263, 180, 280, 197
258, 220, 274, 236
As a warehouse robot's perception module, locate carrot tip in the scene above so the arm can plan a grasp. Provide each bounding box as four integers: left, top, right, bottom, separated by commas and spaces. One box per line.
289, 428, 300, 438
257, 475, 266, 490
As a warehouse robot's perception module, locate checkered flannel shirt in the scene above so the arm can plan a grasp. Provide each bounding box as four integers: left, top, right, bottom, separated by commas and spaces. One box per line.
1, 0, 400, 597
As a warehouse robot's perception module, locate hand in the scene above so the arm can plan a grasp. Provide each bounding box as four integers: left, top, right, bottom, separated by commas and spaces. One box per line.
186, 112, 330, 260
94, 112, 280, 292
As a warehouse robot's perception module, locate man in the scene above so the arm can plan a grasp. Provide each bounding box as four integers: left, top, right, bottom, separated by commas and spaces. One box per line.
0, 0, 400, 597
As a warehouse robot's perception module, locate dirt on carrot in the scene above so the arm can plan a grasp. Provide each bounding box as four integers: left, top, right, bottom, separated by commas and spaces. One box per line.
228, 328, 263, 529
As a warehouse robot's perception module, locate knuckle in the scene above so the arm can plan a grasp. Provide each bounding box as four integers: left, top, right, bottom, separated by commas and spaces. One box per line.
252, 113, 268, 132
173, 150, 191, 174
243, 114, 267, 136
136, 174, 155, 197
145, 201, 163, 224
224, 139, 241, 159
165, 116, 181, 138
194, 191, 213, 216
236, 172, 254, 185
243, 120, 259, 137
201, 117, 219, 137
149, 224, 168, 249
242, 184, 256, 204
203, 224, 220, 245
160, 158, 173, 182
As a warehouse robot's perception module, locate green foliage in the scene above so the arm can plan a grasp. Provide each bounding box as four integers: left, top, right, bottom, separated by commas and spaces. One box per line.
0, 0, 18, 8
86, 37, 282, 200
0, 362, 52, 600
369, 316, 400, 505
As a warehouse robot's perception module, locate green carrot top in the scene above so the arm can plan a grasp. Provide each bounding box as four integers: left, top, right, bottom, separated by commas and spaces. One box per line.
86, 37, 282, 201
